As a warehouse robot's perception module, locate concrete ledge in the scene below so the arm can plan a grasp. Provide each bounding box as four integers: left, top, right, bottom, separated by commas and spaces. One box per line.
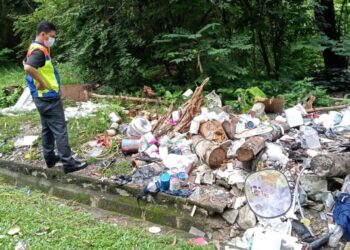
0, 159, 223, 233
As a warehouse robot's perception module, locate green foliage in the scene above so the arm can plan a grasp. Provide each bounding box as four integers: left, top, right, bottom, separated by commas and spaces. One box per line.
153, 83, 184, 105
0, 141, 14, 155
0, 66, 24, 88
333, 34, 350, 57
56, 62, 85, 85
154, 24, 252, 86
0, 48, 13, 64
0, 183, 210, 249
218, 86, 266, 112
283, 78, 331, 107
235, 87, 266, 112
4, 0, 348, 97
0, 87, 22, 108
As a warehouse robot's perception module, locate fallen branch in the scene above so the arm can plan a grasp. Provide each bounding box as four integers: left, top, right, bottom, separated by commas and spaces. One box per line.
174, 77, 210, 133
154, 77, 210, 136
330, 97, 350, 102
91, 93, 162, 104
306, 105, 348, 113
152, 102, 174, 136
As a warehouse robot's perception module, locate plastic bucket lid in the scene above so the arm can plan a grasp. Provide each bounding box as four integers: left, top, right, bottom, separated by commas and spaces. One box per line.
160, 172, 170, 182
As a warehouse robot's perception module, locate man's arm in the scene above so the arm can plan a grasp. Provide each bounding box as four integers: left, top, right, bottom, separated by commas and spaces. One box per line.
24, 49, 49, 91
23, 64, 49, 90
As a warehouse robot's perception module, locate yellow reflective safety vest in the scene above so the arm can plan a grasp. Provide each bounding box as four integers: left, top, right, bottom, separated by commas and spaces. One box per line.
25, 41, 60, 98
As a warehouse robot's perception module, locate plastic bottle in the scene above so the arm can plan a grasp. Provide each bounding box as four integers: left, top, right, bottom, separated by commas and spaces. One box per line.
302, 126, 321, 149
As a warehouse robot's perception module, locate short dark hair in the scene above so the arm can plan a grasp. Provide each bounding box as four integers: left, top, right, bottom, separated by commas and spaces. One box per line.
36, 21, 56, 35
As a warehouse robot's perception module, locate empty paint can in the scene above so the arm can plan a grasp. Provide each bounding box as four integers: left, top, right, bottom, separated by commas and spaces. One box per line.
120, 136, 141, 154
160, 172, 170, 191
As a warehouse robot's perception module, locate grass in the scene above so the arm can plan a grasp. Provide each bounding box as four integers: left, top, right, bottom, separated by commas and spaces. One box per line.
0, 100, 124, 156
0, 113, 40, 155
66, 100, 125, 153
100, 160, 132, 177
0, 66, 25, 88
0, 183, 211, 249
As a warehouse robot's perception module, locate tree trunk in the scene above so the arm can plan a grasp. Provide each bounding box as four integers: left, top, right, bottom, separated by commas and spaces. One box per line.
222, 117, 240, 140
314, 0, 348, 69
310, 153, 350, 177
192, 135, 226, 169
199, 120, 228, 143
257, 30, 272, 77
237, 136, 266, 162
239, 0, 271, 77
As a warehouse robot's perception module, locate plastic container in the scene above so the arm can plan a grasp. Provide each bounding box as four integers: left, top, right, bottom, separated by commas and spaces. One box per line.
119, 123, 129, 135
146, 180, 160, 193
109, 112, 122, 123
163, 154, 196, 174
105, 129, 117, 136
172, 111, 181, 123
144, 144, 158, 156
169, 177, 180, 191
139, 132, 158, 152
189, 120, 200, 134
110, 122, 119, 130
285, 107, 304, 127
160, 173, 170, 191
302, 126, 321, 149
159, 146, 169, 160
127, 117, 152, 136
183, 89, 193, 98
177, 172, 187, 181
143, 132, 157, 144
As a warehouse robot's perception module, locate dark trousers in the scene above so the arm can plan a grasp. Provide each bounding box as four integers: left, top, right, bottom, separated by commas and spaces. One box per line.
33, 97, 75, 167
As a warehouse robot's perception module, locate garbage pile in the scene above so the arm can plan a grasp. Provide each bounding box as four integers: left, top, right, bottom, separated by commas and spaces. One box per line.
99, 78, 350, 249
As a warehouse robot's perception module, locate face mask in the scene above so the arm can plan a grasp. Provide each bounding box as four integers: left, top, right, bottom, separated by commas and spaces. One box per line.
44, 36, 55, 47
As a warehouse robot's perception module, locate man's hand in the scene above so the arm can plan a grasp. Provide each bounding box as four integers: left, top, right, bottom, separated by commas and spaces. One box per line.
36, 83, 49, 90
23, 64, 50, 90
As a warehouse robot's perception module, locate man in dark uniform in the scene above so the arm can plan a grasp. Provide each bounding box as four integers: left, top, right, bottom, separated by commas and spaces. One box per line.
23, 21, 87, 173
